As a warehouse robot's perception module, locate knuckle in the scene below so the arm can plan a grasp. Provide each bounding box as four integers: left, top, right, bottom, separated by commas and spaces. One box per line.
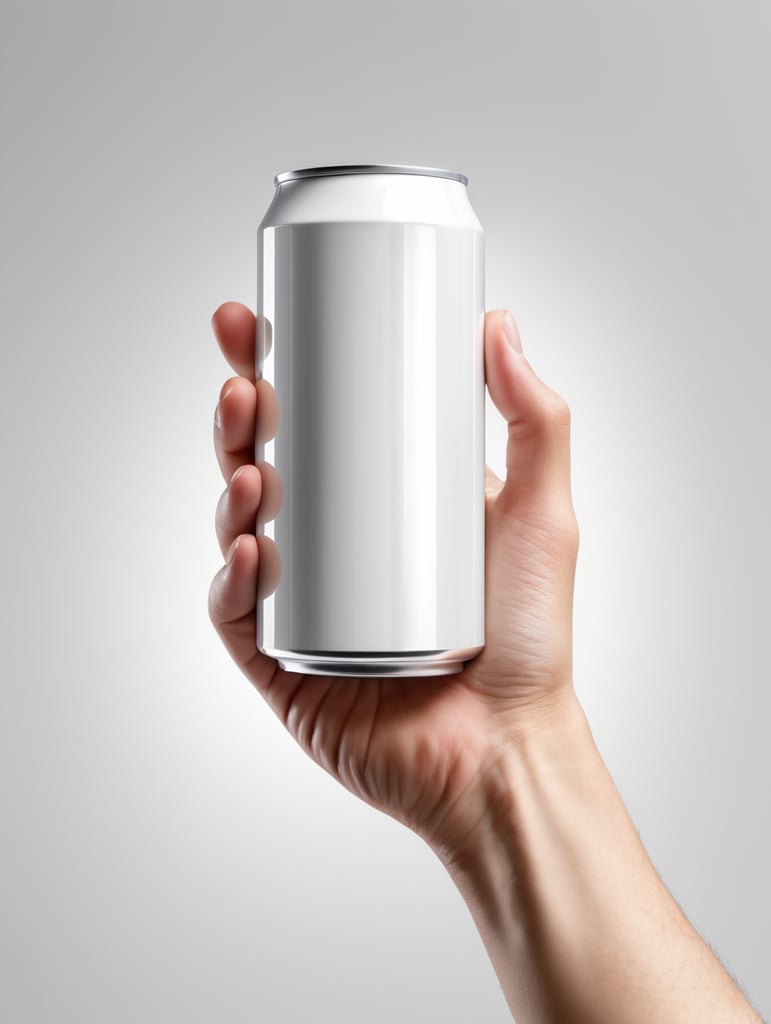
527, 386, 571, 438
546, 390, 571, 431
556, 508, 580, 555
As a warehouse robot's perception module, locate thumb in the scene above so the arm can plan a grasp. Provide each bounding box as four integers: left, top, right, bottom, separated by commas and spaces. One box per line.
484, 310, 573, 511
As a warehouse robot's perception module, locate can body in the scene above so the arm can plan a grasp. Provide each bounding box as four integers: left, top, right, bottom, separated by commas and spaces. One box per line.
256, 164, 485, 676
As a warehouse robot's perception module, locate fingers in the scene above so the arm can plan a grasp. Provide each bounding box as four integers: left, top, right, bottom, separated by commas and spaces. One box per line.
214, 376, 280, 482
208, 534, 277, 691
484, 309, 574, 512
214, 377, 257, 481
209, 534, 283, 669
215, 462, 283, 556
484, 464, 504, 501
212, 302, 256, 381
215, 466, 261, 555
212, 297, 280, 482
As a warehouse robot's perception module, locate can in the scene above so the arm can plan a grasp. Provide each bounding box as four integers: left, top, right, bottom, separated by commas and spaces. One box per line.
256, 164, 485, 677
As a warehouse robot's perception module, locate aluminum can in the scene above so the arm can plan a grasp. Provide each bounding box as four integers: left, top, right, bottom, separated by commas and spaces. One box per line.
256, 164, 485, 676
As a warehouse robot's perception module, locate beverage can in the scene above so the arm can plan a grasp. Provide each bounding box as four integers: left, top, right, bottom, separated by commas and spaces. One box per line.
257, 164, 485, 676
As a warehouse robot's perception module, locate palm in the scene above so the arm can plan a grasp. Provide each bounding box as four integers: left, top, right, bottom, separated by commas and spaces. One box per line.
249, 471, 574, 848
261, 668, 480, 839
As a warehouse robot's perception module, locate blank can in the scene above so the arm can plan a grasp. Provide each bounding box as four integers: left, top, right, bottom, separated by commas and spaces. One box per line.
256, 164, 485, 676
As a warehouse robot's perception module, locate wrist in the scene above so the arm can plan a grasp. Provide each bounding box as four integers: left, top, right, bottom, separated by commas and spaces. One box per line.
429, 685, 595, 879
430, 687, 762, 1024
424, 687, 598, 1023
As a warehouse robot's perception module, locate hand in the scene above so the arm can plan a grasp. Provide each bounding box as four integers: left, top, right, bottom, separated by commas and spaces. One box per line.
209, 302, 579, 858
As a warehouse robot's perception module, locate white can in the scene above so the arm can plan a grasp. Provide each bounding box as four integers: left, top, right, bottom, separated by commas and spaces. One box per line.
257, 164, 485, 676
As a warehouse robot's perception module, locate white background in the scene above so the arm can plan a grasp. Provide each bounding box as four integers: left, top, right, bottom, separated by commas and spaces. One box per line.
1, 1, 769, 1020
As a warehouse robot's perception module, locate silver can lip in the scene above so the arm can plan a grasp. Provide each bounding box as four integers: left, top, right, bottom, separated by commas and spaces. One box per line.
274, 163, 468, 187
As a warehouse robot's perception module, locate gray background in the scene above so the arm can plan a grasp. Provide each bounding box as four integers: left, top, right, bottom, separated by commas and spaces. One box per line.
1, 1, 769, 1021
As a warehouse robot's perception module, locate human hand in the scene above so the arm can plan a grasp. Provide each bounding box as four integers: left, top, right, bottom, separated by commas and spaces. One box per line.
209, 302, 579, 859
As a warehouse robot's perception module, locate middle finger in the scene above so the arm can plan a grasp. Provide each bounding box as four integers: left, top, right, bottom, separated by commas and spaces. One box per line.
214, 376, 256, 481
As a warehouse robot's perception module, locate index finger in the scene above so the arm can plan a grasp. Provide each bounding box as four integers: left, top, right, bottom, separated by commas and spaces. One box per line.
212, 302, 256, 381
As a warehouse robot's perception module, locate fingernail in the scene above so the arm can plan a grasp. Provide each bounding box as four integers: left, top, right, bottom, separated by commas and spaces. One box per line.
226, 536, 240, 566
502, 312, 522, 353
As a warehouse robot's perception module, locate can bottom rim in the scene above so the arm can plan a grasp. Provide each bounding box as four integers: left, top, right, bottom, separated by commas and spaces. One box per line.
276, 656, 465, 678
262, 645, 484, 679
278, 659, 462, 675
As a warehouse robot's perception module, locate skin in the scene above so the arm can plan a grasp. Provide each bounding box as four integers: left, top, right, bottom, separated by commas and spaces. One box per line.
209, 302, 763, 1023
209, 303, 577, 854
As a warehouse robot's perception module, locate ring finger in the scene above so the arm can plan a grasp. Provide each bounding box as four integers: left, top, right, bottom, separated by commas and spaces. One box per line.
215, 462, 283, 556
214, 376, 257, 482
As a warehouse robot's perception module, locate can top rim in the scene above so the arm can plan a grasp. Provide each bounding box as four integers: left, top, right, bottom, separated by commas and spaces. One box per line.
274, 164, 468, 187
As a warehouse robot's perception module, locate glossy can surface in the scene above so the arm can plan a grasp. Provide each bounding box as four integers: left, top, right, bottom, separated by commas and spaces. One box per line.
257, 165, 485, 676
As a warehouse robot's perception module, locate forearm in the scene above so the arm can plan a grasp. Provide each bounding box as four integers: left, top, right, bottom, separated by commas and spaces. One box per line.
437, 693, 761, 1024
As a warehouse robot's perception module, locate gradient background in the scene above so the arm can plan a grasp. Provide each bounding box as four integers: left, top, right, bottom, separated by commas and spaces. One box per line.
1, 1, 769, 1021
